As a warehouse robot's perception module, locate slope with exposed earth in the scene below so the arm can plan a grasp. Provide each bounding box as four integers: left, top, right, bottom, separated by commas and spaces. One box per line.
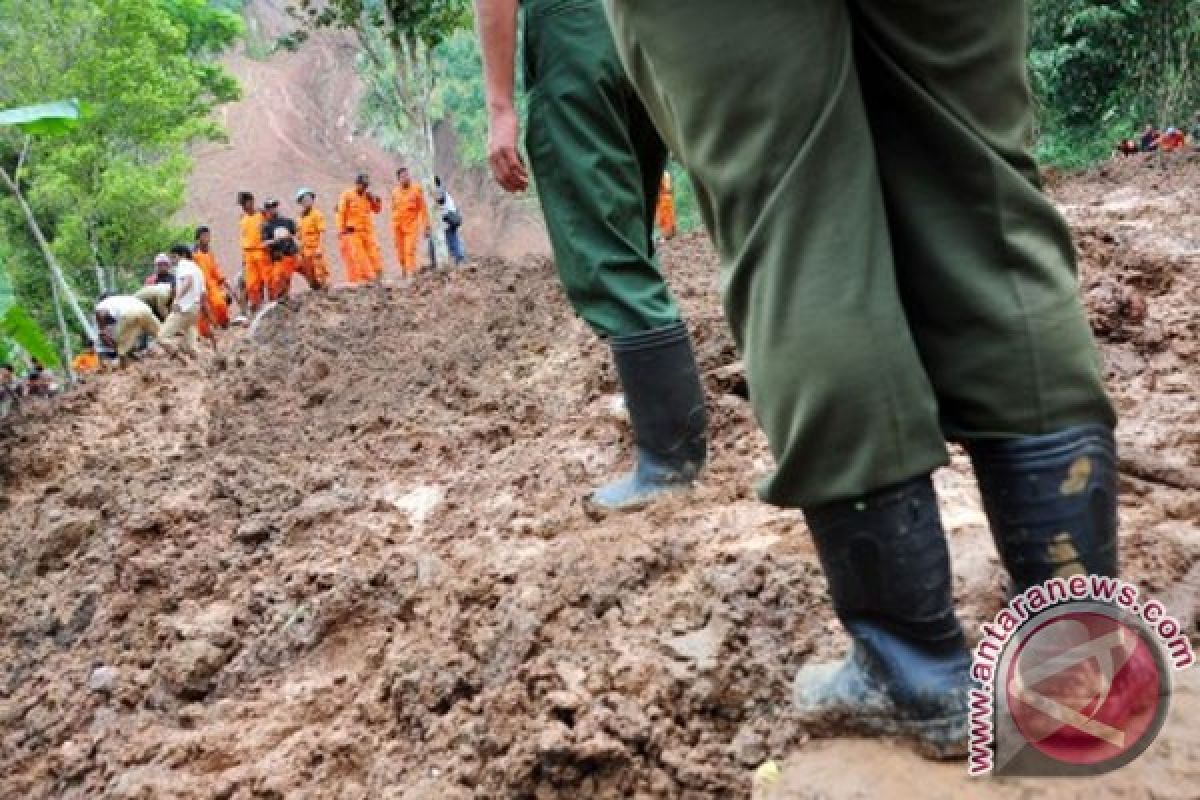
1, 158, 1198, 799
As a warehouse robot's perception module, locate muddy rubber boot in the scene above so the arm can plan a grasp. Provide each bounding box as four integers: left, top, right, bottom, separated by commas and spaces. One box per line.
588, 322, 707, 511
967, 425, 1118, 594
794, 476, 971, 759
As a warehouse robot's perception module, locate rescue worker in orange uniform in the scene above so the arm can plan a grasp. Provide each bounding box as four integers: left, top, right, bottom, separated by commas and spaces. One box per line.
391, 166, 430, 278
193, 225, 232, 338
336, 173, 384, 284
655, 170, 677, 240
261, 199, 299, 302
295, 188, 330, 290
72, 339, 100, 374
238, 192, 270, 311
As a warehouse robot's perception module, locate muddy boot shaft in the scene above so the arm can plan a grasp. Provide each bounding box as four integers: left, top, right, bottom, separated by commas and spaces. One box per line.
968, 425, 1118, 594
589, 322, 707, 510
794, 476, 971, 759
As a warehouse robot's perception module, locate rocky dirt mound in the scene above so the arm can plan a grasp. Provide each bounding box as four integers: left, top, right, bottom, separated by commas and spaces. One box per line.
2, 160, 1199, 799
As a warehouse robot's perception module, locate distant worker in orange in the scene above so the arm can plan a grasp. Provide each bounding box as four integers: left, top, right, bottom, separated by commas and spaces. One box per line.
655, 170, 677, 241
391, 166, 430, 279
238, 191, 270, 311
72, 338, 100, 374
1159, 127, 1186, 152
295, 188, 330, 290
193, 226, 232, 338
336, 173, 384, 284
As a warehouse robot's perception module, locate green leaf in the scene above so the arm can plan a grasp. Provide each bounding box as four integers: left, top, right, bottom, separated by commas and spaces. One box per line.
0, 305, 59, 367
0, 100, 82, 135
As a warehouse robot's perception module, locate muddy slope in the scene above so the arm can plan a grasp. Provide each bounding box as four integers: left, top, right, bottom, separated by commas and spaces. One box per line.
2, 157, 1198, 799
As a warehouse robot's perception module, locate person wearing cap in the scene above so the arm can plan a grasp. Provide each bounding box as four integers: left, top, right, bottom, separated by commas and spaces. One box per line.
194, 226, 233, 335
336, 173, 384, 284
391, 166, 430, 279
261, 199, 299, 302
476, 0, 708, 511
135, 254, 175, 321
237, 192, 270, 311
295, 189, 330, 290
435, 182, 467, 266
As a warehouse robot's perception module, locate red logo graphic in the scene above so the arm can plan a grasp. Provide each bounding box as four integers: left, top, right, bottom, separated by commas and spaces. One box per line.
1005, 610, 1166, 769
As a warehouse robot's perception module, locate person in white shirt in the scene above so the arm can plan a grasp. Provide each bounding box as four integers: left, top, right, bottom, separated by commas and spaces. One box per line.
434, 179, 466, 266
161, 244, 207, 358
95, 294, 161, 366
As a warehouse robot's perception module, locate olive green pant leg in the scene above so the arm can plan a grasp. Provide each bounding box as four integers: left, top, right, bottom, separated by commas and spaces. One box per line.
605, 0, 949, 507
848, 1, 1115, 438
522, 0, 681, 338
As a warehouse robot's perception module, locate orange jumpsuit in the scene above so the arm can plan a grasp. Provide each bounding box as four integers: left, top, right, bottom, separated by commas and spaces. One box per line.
297, 208, 330, 289
194, 248, 230, 337
71, 352, 99, 373
336, 189, 383, 284
655, 172, 677, 240
391, 182, 430, 277
240, 211, 270, 309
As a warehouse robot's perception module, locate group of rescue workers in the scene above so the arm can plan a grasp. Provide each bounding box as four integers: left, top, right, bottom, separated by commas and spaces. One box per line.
71, 170, 483, 369
1116, 114, 1200, 155
70, 160, 677, 372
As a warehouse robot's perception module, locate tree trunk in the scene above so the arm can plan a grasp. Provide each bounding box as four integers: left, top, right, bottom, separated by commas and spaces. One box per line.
0, 164, 98, 341
47, 260, 75, 380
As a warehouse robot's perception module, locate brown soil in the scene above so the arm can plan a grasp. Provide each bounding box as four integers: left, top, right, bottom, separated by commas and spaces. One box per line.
2, 158, 1198, 799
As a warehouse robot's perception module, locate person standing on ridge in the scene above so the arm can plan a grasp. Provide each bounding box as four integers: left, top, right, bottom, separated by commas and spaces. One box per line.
655, 170, 677, 241
475, 0, 708, 511
261, 199, 299, 303
336, 173, 384, 285
392, 166, 430, 280
193, 226, 232, 337
238, 191, 270, 311
295, 188, 330, 290
603, 0, 1119, 758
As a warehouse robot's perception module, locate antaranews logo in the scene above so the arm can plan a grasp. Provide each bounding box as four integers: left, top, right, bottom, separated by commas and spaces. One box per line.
968, 574, 1195, 777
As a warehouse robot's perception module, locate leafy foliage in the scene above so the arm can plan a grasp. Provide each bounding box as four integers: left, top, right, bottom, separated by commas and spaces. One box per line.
0, 306, 59, 368
1030, 0, 1200, 167
0, 0, 243, 341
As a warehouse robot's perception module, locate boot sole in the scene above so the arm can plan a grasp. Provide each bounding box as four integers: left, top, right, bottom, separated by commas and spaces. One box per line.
797, 707, 968, 761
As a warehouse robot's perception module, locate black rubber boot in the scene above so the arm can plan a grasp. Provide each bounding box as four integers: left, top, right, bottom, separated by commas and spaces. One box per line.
589, 322, 707, 510
794, 476, 971, 759
967, 425, 1118, 594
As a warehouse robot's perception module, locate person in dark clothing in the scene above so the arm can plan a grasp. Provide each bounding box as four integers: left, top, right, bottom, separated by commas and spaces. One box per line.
260, 199, 299, 302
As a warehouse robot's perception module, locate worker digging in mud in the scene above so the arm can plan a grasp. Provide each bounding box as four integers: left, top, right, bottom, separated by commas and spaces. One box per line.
193, 226, 233, 337
157, 244, 208, 359
94, 293, 161, 367
295, 189, 330, 290
392, 166, 430, 281
238, 191, 270, 312
603, 0, 1118, 759
476, 0, 708, 511
336, 173, 384, 285
261, 199, 299, 304
655, 170, 676, 241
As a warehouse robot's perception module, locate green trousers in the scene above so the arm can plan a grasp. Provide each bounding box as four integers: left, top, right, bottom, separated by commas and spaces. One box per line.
604, 0, 1115, 507
522, 0, 681, 337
